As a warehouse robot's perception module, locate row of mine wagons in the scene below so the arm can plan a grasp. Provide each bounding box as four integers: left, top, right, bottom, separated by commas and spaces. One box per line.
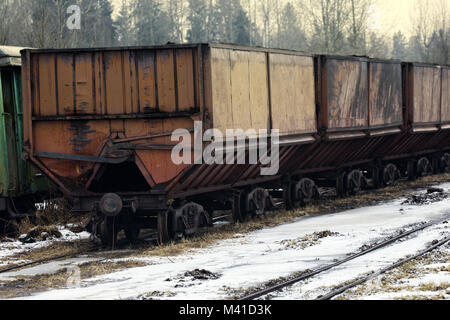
22, 44, 450, 137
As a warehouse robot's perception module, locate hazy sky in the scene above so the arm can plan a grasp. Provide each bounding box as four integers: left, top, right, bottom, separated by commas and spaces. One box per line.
110, 0, 425, 38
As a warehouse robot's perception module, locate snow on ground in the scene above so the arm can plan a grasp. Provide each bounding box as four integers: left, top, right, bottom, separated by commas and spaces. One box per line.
8, 182, 449, 300
0, 227, 91, 267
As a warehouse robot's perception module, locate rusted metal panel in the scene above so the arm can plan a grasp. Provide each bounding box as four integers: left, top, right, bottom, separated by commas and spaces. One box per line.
369, 61, 402, 127
441, 67, 450, 124
269, 53, 316, 135
325, 57, 368, 130
412, 65, 441, 124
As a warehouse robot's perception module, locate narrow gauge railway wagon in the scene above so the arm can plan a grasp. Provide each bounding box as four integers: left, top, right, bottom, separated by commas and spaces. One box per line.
0, 47, 51, 233
20, 44, 450, 245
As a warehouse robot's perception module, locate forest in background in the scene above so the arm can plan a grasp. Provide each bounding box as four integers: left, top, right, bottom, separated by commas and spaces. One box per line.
0, 0, 448, 65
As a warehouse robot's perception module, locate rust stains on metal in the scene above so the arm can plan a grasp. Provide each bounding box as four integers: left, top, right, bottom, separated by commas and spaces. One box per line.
68, 121, 95, 151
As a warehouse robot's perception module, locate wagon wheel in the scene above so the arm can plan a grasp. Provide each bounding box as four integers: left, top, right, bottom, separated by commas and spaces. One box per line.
232, 191, 249, 223
417, 157, 431, 177
157, 211, 172, 245
383, 163, 399, 186
292, 178, 317, 207
346, 170, 363, 195
441, 153, 450, 172
98, 217, 119, 248
283, 182, 294, 210
336, 171, 346, 197
247, 188, 269, 218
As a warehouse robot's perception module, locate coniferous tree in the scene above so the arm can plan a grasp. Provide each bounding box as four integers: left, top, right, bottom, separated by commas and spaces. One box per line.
135, 0, 170, 45
392, 31, 408, 60
186, 0, 208, 43
277, 2, 307, 51
115, 0, 134, 46
232, 5, 250, 45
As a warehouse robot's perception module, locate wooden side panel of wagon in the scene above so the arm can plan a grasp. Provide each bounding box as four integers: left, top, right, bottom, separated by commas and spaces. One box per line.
404, 63, 442, 132
269, 53, 316, 135
209, 47, 270, 133
441, 67, 450, 126
369, 61, 403, 128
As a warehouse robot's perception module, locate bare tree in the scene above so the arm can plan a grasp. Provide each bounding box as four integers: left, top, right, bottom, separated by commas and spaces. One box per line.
301, 0, 351, 54
260, 0, 274, 47
346, 0, 371, 55
411, 0, 449, 64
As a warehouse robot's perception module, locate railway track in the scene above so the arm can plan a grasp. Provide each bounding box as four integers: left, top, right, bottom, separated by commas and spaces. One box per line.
317, 235, 450, 300
238, 217, 449, 300
0, 246, 100, 275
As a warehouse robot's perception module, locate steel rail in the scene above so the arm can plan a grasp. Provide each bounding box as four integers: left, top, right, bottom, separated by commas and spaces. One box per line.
317, 235, 450, 300
238, 218, 448, 300
0, 246, 100, 275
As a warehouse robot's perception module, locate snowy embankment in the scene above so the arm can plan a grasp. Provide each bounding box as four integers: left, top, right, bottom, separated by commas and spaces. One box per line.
8, 183, 448, 300
0, 227, 91, 267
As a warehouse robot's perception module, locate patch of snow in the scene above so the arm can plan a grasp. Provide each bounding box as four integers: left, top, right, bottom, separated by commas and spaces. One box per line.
11, 183, 449, 300
0, 226, 90, 267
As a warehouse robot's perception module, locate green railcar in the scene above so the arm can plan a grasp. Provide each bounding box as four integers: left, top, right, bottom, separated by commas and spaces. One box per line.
0, 46, 51, 229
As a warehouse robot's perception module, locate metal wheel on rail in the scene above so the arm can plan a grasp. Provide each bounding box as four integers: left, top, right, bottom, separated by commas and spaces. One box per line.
157, 211, 172, 245
283, 182, 294, 210
440, 153, 450, 172
335, 171, 346, 197
346, 170, 363, 195
291, 178, 318, 208
246, 188, 270, 218
382, 163, 400, 186
232, 190, 251, 222
417, 157, 432, 177
98, 217, 119, 248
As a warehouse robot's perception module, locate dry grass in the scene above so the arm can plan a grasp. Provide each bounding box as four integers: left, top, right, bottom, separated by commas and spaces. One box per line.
0, 258, 148, 299
0, 239, 95, 273
16, 198, 91, 236
138, 173, 450, 259
337, 248, 450, 300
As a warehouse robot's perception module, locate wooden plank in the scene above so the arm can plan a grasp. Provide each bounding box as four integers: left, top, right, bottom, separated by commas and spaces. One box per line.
156, 50, 176, 112
56, 54, 74, 115
249, 51, 270, 131
176, 49, 196, 112
327, 59, 368, 129
122, 51, 134, 114
442, 68, 450, 123
104, 51, 125, 115
230, 50, 252, 131
136, 50, 157, 113
74, 53, 94, 114
270, 53, 316, 135
93, 52, 104, 115
413, 66, 441, 123
210, 48, 233, 133
369, 62, 402, 127
38, 54, 58, 116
